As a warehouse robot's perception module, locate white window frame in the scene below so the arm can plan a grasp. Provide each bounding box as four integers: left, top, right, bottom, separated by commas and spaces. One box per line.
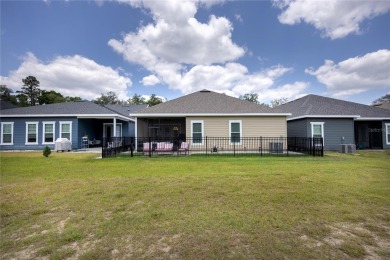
310, 122, 324, 145
1, 122, 14, 145
229, 120, 242, 145
25, 122, 39, 145
386, 123, 390, 145
103, 123, 122, 137
42, 121, 55, 144
191, 120, 204, 145
59, 121, 72, 143
115, 123, 122, 137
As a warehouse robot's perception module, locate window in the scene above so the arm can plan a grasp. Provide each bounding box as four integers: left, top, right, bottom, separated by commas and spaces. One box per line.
60, 121, 72, 142
386, 123, 390, 145
229, 120, 242, 144
1, 122, 14, 145
103, 123, 122, 137
115, 124, 122, 137
191, 120, 204, 144
26, 122, 38, 144
43, 122, 55, 144
310, 122, 324, 144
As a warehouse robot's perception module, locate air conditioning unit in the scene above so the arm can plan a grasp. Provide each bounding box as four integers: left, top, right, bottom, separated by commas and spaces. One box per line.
339, 144, 356, 154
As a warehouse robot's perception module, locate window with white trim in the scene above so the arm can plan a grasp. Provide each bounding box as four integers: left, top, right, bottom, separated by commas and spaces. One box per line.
43, 122, 55, 144
310, 122, 324, 144
115, 123, 122, 137
386, 123, 390, 145
229, 120, 242, 144
1, 122, 14, 145
60, 121, 72, 142
191, 120, 204, 144
26, 122, 38, 144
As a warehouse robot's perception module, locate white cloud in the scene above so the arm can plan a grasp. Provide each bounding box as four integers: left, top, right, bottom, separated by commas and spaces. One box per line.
306, 49, 390, 98
109, 16, 244, 66
109, 0, 244, 69
141, 74, 160, 86
141, 94, 167, 102
163, 64, 303, 103
273, 0, 390, 39
108, 0, 308, 101
0, 52, 132, 100
257, 81, 309, 103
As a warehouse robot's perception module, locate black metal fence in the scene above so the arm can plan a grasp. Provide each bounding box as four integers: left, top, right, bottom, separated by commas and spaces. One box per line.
102, 137, 323, 158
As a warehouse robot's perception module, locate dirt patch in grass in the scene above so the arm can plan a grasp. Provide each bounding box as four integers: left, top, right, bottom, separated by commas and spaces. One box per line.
57, 217, 70, 234
301, 222, 390, 259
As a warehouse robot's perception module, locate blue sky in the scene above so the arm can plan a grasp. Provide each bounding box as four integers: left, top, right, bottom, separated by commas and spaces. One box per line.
1, 0, 389, 105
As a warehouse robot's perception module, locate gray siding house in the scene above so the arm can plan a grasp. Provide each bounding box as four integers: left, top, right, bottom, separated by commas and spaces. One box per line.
279, 94, 390, 150
0, 101, 146, 151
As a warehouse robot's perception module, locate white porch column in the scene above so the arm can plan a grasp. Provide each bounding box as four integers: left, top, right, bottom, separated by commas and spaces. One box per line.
113, 117, 117, 137
135, 117, 138, 139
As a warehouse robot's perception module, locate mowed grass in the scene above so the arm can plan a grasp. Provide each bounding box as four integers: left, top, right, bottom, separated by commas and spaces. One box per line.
1, 151, 389, 259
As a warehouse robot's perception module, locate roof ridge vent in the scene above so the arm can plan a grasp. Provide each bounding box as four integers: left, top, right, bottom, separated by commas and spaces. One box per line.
200, 89, 210, 92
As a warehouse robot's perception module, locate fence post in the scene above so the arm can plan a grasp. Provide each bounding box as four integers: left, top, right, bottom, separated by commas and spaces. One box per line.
286, 137, 289, 156
260, 136, 262, 157
130, 137, 134, 157
102, 137, 105, 158
148, 137, 152, 158
310, 137, 313, 156
233, 138, 235, 157
206, 136, 208, 157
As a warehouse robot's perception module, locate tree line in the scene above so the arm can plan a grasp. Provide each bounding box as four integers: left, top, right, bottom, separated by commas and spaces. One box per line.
0, 76, 165, 107
1, 76, 388, 108
239, 93, 288, 107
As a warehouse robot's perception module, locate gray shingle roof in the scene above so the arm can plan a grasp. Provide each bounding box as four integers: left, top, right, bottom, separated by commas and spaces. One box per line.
278, 94, 390, 119
132, 90, 285, 115
0, 100, 19, 110
104, 104, 148, 117
0, 101, 132, 120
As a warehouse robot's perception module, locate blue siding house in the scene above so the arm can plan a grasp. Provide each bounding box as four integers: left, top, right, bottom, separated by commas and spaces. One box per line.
279, 95, 390, 150
0, 101, 146, 151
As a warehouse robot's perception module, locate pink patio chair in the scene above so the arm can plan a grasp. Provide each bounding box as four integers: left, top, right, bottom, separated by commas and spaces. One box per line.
178, 142, 189, 155
143, 142, 152, 155
156, 142, 173, 154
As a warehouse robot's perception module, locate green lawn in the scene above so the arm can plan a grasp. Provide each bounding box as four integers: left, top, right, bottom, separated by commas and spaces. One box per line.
1, 151, 389, 259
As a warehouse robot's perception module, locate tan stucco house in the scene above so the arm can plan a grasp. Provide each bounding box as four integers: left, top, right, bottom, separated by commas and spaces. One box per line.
130, 90, 290, 149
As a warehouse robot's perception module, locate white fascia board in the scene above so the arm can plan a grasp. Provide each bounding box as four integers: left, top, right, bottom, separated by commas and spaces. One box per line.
130, 113, 291, 117
0, 114, 134, 122
287, 115, 361, 121
354, 117, 390, 121
77, 115, 134, 121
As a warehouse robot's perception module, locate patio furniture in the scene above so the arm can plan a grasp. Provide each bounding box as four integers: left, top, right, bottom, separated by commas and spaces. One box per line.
143, 142, 153, 155
81, 137, 89, 149
178, 142, 189, 155
155, 142, 173, 154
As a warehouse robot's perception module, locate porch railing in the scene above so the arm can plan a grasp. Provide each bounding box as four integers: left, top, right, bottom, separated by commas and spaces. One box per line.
102, 137, 323, 158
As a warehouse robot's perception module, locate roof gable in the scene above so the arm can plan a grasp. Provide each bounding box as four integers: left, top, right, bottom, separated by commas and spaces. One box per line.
104, 104, 148, 117
132, 90, 286, 116
279, 94, 390, 119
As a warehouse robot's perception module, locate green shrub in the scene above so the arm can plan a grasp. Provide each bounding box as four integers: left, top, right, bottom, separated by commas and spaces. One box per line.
43, 146, 51, 157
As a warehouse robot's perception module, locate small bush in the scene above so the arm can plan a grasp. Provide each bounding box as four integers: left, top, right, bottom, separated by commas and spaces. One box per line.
43, 146, 51, 157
